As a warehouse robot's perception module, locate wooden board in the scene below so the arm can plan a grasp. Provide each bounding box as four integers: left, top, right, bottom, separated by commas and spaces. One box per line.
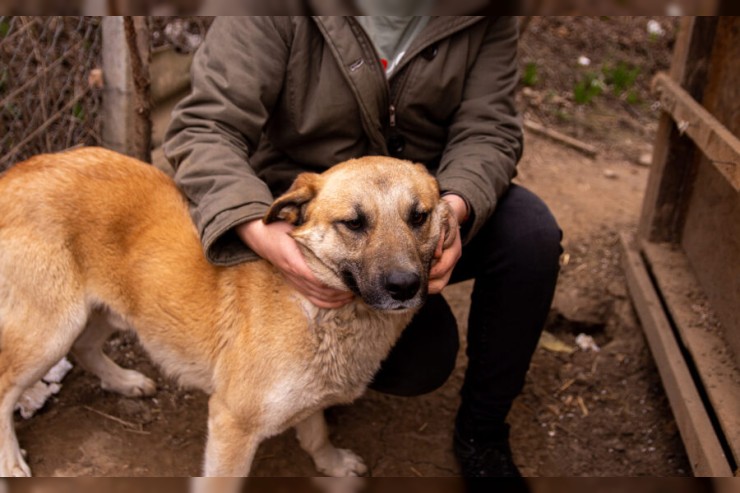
101, 16, 151, 162
639, 17, 718, 243
620, 233, 733, 477
700, 17, 740, 142
641, 239, 740, 467
652, 73, 739, 191
680, 158, 740, 366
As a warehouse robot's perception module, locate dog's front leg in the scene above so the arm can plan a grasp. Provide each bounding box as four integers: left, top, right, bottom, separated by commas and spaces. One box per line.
202, 394, 260, 477
295, 410, 368, 477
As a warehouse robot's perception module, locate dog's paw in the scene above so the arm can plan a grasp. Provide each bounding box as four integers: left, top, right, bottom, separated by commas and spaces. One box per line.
101, 369, 157, 398
0, 447, 32, 477
315, 448, 368, 477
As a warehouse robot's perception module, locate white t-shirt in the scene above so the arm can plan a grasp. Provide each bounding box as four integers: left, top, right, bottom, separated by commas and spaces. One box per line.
354, 9, 432, 77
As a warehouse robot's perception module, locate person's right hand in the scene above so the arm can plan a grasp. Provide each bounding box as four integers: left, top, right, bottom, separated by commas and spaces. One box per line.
236, 219, 354, 309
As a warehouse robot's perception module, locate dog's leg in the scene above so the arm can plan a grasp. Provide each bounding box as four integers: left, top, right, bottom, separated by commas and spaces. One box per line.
71, 309, 156, 398
202, 394, 261, 477
295, 410, 368, 477
0, 305, 87, 477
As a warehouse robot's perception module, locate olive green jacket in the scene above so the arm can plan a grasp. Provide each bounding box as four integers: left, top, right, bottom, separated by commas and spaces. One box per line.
164, 16, 522, 265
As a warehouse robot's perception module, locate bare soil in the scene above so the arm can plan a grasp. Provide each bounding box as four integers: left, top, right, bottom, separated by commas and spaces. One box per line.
14, 17, 690, 476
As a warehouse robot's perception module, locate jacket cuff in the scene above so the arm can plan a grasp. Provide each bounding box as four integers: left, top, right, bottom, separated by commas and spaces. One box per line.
201, 201, 271, 266
438, 176, 495, 245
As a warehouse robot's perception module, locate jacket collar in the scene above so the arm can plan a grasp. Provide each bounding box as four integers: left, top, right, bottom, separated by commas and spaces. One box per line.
311, 16, 485, 154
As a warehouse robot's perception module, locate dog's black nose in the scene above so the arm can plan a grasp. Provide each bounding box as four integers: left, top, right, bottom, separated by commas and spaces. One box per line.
385, 271, 421, 301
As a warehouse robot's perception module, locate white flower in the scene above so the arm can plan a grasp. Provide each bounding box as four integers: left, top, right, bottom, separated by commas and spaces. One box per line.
578, 56, 591, 66
647, 20, 665, 37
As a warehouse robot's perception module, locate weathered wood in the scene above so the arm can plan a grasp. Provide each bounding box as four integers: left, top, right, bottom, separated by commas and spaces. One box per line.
641, 239, 740, 466
102, 16, 152, 162
680, 158, 740, 365
620, 233, 733, 477
700, 17, 740, 139
652, 73, 739, 191
639, 17, 719, 243
523, 119, 598, 158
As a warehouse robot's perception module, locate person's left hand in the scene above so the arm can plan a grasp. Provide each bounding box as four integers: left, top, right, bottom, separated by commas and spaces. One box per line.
428, 194, 466, 294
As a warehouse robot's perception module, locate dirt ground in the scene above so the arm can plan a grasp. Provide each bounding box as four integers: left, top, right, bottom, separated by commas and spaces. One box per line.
14, 17, 691, 476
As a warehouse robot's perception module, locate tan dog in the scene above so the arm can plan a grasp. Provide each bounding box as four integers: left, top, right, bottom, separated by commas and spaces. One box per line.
0, 148, 454, 477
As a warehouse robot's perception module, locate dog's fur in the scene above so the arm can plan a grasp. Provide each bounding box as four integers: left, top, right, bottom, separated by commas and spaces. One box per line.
0, 148, 453, 477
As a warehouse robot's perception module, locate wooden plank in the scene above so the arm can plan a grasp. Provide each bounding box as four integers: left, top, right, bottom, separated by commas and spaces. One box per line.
641, 239, 740, 466
680, 158, 740, 365
639, 17, 718, 243
700, 17, 740, 141
523, 119, 598, 158
620, 233, 732, 477
101, 16, 152, 162
652, 73, 739, 191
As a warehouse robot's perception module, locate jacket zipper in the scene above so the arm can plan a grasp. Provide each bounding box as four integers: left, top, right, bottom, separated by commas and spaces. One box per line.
346, 16, 484, 146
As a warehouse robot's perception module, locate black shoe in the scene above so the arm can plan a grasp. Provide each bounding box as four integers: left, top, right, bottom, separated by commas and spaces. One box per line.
453, 426, 522, 477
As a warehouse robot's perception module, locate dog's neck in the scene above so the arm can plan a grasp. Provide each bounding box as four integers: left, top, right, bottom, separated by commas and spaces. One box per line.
297, 297, 416, 397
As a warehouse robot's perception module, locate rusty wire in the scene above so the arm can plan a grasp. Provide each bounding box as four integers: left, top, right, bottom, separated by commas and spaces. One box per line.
0, 16, 103, 170
0, 16, 214, 171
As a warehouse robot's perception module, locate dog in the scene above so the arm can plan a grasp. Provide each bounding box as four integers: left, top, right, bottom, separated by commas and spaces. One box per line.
0, 147, 455, 477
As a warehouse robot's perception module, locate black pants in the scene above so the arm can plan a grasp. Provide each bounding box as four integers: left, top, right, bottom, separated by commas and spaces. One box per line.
369, 185, 562, 435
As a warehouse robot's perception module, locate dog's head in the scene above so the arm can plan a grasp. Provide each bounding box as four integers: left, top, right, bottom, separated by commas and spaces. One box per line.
264, 157, 455, 311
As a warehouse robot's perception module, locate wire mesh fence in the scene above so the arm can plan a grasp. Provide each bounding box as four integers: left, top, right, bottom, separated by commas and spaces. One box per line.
0, 16, 212, 171
0, 16, 104, 170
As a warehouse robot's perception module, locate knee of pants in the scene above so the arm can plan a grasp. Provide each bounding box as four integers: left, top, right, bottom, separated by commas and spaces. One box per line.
488, 187, 563, 276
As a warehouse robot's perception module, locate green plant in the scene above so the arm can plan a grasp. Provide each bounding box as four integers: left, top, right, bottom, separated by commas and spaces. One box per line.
0, 21, 10, 38
72, 102, 85, 121
603, 62, 640, 96
573, 72, 603, 104
522, 62, 538, 87
626, 90, 640, 105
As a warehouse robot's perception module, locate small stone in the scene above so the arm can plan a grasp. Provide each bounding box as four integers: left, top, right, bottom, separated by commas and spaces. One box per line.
638, 152, 652, 167
603, 169, 618, 179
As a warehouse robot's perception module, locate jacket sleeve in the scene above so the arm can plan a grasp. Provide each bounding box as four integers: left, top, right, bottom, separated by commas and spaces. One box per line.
436, 16, 522, 244
164, 17, 291, 266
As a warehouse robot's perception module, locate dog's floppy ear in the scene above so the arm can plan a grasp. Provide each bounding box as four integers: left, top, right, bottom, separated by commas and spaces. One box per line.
437, 200, 459, 249
264, 172, 320, 225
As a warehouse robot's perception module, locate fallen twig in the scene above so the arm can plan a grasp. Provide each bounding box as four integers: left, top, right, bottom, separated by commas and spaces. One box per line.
577, 396, 590, 417
556, 377, 577, 395
83, 405, 151, 435
524, 119, 599, 158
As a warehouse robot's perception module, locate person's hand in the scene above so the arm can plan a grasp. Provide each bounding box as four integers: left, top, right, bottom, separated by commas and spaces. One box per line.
236, 219, 354, 309
428, 195, 466, 294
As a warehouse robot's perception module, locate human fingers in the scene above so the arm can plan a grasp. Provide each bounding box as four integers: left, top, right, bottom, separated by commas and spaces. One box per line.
428, 269, 453, 294
430, 237, 462, 279
285, 254, 354, 299
285, 269, 353, 306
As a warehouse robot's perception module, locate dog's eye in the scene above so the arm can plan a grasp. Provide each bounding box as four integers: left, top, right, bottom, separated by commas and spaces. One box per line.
410, 210, 428, 227
342, 218, 365, 231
